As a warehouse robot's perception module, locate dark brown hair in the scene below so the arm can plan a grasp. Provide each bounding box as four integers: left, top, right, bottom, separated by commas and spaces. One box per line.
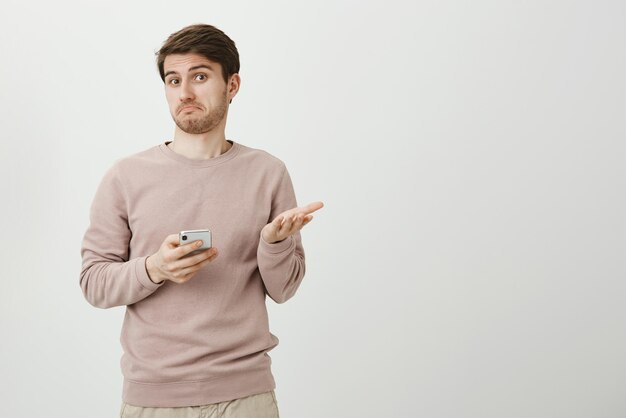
155, 23, 240, 87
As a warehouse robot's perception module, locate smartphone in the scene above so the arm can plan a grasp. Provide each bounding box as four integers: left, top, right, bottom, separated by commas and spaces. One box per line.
179, 229, 212, 258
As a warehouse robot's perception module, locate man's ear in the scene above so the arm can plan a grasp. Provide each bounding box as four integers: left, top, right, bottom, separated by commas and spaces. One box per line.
228, 74, 240, 104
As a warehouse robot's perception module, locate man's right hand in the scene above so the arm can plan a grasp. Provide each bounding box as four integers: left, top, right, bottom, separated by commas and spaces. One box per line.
145, 234, 219, 284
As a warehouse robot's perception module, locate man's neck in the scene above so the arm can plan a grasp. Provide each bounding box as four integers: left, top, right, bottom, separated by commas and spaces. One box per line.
167, 138, 232, 160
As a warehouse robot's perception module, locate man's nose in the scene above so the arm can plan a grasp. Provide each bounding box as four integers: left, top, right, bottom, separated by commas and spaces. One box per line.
179, 80, 195, 101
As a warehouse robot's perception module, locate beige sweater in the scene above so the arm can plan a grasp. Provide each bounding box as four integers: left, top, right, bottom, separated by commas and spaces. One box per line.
79, 139, 306, 407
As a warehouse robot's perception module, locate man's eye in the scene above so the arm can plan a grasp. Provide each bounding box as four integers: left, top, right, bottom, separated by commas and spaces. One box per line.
167, 74, 205, 85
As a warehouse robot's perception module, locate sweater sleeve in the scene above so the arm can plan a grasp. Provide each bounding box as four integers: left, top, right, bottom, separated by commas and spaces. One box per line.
257, 164, 306, 304
79, 162, 164, 309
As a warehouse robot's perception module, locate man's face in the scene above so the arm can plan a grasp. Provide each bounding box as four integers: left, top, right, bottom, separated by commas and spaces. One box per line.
163, 53, 230, 135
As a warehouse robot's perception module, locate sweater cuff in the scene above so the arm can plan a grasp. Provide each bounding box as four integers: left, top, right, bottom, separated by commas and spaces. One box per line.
259, 234, 295, 254
135, 255, 165, 290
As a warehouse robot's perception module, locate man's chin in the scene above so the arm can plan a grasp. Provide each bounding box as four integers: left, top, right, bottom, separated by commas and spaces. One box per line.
177, 124, 209, 135
175, 119, 197, 133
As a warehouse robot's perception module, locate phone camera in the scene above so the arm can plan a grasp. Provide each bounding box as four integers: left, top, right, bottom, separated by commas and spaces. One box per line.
182, 235, 187, 241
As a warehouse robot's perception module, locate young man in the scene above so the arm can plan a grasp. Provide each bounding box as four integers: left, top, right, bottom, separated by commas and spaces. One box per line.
79, 23, 323, 417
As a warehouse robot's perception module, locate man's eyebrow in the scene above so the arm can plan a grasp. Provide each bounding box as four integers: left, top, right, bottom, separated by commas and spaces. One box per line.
164, 64, 214, 78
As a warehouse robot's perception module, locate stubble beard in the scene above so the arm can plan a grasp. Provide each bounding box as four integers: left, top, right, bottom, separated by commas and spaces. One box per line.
174, 90, 228, 135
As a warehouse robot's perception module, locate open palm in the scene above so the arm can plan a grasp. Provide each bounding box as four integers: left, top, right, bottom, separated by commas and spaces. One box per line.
261, 201, 324, 244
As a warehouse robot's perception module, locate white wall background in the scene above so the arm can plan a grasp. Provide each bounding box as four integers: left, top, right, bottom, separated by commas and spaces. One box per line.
1, 0, 625, 417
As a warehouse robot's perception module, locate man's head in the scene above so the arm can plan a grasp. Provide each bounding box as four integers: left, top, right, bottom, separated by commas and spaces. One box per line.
155, 24, 240, 135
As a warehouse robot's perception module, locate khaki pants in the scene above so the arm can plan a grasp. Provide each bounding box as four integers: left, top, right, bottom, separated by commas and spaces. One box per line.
120, 390, 279, 418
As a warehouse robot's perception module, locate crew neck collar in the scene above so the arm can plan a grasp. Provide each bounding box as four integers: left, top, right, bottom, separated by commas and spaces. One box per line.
158, 139, 240, 167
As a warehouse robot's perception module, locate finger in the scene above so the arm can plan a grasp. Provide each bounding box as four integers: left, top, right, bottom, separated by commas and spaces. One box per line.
295, 215, 311, 229
181, 247, 218, 267
177, 248, 218, 276
175, 239, 205, 259
165, 233, 181, 248
188, 250, 218, 271
288, 215, 303, 233
302, 201, 324, 215
281, 215, 293, 230
279, 214, 291, 228
194, 249, 219, 269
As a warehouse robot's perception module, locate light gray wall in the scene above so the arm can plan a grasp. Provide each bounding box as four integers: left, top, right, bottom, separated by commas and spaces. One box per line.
1, 1, 624, 417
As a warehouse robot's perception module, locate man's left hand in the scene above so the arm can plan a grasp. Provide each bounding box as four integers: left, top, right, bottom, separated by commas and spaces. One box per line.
261, 201, 324, 244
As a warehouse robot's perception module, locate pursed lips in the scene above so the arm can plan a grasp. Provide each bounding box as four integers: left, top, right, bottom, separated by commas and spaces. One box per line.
180, 105, 201, 112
